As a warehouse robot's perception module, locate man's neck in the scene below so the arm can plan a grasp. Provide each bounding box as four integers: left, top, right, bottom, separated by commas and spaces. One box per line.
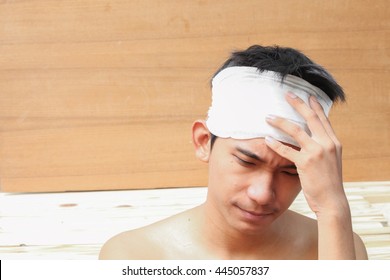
198, 201, 285, 259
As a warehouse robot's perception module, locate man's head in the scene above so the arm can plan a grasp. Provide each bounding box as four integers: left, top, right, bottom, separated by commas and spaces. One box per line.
208, 45, 345, 149
213, 45, 345, 100
192, 45, 345, 234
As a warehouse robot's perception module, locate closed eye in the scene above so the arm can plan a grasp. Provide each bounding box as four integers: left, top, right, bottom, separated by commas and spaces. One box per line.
234, 155, 255, 166
281, 170, 299, 176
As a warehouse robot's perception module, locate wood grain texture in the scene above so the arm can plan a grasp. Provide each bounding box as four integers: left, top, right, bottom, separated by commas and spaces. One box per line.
0, 0, 388, 192
0, 182, 389, 259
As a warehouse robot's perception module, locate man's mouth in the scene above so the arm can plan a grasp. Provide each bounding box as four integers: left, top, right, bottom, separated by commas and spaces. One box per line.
243, 209, 273, 216
235, 204, 274, 218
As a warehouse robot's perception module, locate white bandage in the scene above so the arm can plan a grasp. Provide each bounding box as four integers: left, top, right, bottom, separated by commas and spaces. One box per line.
206, 66, 333, 147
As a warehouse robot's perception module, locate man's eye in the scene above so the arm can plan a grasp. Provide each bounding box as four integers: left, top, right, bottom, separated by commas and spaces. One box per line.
282, 171, 299, 176
234, 156, 255, 166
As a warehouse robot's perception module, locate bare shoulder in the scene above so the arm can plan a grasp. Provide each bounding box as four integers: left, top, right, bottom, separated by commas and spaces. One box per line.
285, 210, 318, 234
99, 207, 199, 260
280, 210, 318, 259
286, 210, 368, 260
99, 226, 163, 260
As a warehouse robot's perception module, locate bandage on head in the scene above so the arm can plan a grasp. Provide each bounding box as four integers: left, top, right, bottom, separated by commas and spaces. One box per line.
206, 66, 333, 147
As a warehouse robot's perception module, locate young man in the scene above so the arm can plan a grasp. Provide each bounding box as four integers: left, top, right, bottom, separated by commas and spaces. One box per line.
100, 45, 368, 260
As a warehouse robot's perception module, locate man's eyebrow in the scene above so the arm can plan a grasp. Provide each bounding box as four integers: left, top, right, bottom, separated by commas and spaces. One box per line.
235, 146, 297, 169
235, 146, 263, 162
281, 164, 297, 170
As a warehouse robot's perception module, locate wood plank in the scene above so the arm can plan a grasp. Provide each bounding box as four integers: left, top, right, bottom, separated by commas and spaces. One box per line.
0, 182, 389, 259
1, 31, 388, 70
1, 70, 388, 127
1, 0, 388, 44
0, 122, 209, 192
342, 158, 390, 182
0, 0, 388, 191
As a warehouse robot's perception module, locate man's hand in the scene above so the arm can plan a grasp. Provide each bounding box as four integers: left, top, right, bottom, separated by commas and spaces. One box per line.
264, 92, 346, 215
264, 91, 356, 259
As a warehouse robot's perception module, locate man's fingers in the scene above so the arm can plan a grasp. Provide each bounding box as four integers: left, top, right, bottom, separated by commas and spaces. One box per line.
285, 92, 329, 140
264, 136, 299, 163
265, 115, 317, 151
309, 96, 342, 148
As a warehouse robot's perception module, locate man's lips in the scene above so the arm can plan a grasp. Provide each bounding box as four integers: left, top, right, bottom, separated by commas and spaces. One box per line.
236, 205, 274, 216
244, 209, 273, 216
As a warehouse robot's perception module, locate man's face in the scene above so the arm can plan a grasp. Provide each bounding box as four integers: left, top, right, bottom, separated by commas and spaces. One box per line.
207, 137, 302, 234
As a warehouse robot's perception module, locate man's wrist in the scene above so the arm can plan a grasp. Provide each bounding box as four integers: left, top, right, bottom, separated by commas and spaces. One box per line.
315, 199, 356, 260
314, 198, 352, 222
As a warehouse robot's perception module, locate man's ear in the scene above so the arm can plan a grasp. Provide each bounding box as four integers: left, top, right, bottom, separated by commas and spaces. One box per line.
191, 120, 211, 162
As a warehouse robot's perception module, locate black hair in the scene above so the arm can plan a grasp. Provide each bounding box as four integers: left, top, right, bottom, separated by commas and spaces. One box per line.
209, 45, 345, 149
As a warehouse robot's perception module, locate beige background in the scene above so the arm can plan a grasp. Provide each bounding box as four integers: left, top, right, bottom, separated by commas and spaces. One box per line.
0, 0, 389, 192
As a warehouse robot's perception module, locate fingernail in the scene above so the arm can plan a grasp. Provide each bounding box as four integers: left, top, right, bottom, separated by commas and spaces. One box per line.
310, 95, 319, 103
287, 92, 297, 99
265, 136, 275, 144
266, 114, 278, 121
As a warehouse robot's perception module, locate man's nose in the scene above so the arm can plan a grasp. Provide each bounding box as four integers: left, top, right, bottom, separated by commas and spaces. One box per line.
246, 172, 275, 205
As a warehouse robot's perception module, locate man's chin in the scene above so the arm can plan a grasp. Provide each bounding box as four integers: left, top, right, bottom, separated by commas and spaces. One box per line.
228, 206, 279, 235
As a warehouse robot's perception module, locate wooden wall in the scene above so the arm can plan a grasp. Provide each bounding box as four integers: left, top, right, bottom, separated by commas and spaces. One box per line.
0, 0, 389, 192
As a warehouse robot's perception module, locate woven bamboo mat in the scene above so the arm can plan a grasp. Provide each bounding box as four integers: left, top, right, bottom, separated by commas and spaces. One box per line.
0, 182, 389, 259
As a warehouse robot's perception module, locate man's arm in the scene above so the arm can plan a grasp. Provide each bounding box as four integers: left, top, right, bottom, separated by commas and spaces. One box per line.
265, 92, 367, 259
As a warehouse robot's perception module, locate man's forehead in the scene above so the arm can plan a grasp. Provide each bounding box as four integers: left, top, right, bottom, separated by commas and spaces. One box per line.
227, 137, 299, 151
223, 137, 299, 163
